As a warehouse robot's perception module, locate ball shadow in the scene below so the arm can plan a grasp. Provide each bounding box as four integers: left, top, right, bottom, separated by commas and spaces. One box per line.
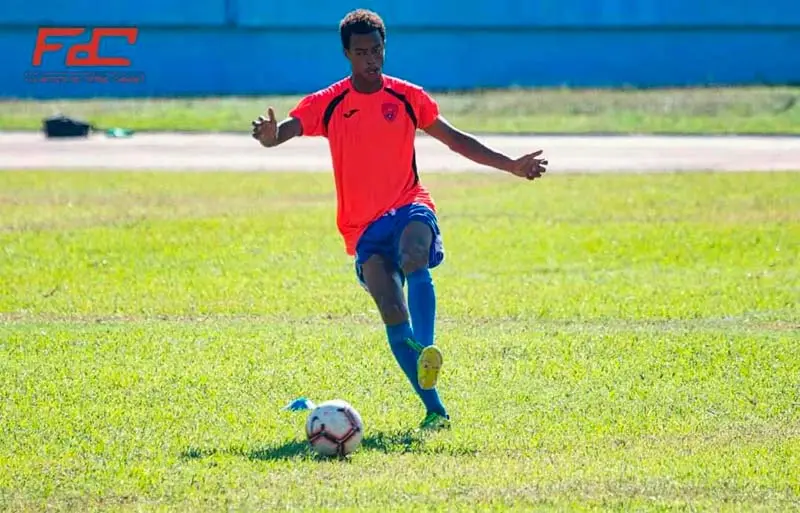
180, 428, 431, 462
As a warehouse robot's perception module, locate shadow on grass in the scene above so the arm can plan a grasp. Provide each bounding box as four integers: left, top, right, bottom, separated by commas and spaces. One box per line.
180, 428, 469, 462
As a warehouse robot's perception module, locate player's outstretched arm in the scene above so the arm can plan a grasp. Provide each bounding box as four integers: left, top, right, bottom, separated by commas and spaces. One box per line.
423, 116, 548, 180
251, 107, 303, 148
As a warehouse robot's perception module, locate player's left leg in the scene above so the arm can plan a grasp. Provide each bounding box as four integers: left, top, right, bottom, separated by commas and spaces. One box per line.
395, 204, 446, 387
399, 221, 437, 345
358, 253, 448, 423
354, 214, 447, 425
395, 204, 449, 430
398, 220, 442, 389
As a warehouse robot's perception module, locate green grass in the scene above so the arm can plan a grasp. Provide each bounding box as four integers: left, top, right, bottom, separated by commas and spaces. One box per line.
2, 86, 800, 134
1, 169, 799, 511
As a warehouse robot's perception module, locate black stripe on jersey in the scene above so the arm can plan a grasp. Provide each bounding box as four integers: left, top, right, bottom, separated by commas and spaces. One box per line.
411, 150, 419, 185
384, 87, 418, 128
322, 89, 350, 136
384, 87, 420, 185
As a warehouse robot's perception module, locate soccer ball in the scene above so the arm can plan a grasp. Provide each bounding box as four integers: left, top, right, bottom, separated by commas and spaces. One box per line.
305, 399, 364, 457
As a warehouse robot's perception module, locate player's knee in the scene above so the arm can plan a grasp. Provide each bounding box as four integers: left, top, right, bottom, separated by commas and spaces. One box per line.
400, 244, 429, 275
367, 287, 406, 324
377, 297, 407, 325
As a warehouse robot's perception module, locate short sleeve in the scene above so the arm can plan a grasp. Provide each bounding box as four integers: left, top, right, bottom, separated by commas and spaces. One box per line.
415, 88, 440, 129
288, 92, 326, 137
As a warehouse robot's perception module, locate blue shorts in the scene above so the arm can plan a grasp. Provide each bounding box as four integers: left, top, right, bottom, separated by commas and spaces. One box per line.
354, 203, 445, 290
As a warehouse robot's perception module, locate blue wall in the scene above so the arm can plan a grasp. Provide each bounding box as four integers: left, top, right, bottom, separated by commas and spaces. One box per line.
1, 0, 799, 99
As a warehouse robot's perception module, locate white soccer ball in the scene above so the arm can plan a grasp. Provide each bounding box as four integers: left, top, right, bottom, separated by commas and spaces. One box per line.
305, 399, 364, 457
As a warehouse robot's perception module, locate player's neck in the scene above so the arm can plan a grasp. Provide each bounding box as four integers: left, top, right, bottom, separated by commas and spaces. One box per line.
350, 74, 383, 94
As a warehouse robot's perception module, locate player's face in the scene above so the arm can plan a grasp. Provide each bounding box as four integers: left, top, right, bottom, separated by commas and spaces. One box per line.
346, 31, 385, 83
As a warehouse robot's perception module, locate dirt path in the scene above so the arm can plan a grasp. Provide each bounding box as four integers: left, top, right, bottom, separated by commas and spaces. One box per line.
2, 131, 799, 172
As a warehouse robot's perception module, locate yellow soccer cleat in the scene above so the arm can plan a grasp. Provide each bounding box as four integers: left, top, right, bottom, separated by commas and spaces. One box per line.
416, 344, 443, 390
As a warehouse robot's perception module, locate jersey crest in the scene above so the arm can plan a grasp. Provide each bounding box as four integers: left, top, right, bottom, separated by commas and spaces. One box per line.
382, 102, 399, 122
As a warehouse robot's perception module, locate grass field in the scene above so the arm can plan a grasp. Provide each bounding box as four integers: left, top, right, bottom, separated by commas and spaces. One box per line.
1, 169, 799, 511
2, 86, 800, 135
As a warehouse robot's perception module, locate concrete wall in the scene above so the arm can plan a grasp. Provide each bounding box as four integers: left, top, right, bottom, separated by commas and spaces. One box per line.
1, 0, 798, 98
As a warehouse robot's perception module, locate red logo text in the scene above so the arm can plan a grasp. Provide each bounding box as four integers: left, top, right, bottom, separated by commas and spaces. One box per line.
27, 27, 143, 84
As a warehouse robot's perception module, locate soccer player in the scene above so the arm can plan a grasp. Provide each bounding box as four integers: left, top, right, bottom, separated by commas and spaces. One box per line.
252, 9, 548, 431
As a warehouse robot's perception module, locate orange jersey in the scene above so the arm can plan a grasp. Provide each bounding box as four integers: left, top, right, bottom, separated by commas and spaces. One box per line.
288, 75, 440, 256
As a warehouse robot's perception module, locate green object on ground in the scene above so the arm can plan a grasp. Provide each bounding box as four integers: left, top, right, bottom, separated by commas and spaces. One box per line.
105, 128, 134, 138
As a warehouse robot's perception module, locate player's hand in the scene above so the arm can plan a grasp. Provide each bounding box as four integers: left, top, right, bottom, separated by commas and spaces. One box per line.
507, 150, 548, 180
251, 107, 278, 147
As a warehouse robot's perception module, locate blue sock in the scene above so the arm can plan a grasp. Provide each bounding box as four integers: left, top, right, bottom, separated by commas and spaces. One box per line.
407, 268, 436, 347
386, 320, 447, 417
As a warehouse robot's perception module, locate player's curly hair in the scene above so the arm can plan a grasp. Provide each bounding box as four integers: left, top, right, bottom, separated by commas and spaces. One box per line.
339, 9, 386, 50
